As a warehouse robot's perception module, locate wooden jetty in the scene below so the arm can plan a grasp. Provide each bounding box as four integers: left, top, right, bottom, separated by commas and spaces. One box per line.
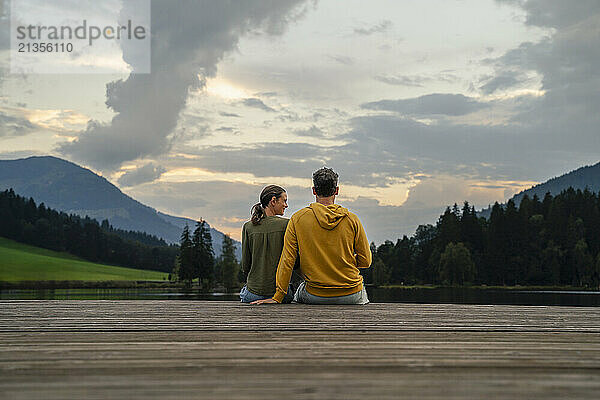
1, 300, 599, 399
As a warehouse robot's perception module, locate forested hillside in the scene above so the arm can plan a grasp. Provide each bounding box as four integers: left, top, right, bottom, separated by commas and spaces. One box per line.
0, 189, 178, 273
366, 188, 600, 288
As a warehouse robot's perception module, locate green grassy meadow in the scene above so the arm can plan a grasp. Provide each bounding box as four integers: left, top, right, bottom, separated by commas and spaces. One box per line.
0, 237, 168, 282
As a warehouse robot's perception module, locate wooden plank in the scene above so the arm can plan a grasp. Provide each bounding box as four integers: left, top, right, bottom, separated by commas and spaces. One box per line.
1, 301, 599, 399
1, 301, 599, 332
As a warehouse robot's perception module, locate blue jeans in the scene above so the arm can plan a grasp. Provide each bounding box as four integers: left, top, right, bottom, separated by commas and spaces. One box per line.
239, 285, 271, 303
293, 281, 369, 305
239, 285, 295, 303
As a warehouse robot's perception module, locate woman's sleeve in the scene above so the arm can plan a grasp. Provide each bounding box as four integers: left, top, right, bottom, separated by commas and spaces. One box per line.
241, 223, 252, 278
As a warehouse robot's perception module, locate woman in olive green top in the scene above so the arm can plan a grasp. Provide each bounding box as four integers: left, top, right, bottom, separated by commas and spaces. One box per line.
240, 185, 295, 303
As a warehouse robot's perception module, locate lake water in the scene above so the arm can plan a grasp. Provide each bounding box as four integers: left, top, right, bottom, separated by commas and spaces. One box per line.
370, 287, 600, 307
1, 287, 599, 306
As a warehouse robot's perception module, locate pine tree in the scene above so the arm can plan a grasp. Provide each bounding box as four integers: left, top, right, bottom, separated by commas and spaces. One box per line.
394, 236, 414, 284
504, 199, 525, 285
437, 206, 461, 248
219, 234, 239, 290
192, 219, 215, 288
413, 224, 437, 283
177, 225, 194, 284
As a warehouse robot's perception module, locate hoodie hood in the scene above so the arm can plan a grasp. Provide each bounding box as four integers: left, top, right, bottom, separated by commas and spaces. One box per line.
309, 202, 349, 230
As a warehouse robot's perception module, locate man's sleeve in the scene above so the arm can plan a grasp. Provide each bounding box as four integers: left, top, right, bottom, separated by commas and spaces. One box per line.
272, 217, 298, 303
354, 217, 372, 269
241, 224, 251, 279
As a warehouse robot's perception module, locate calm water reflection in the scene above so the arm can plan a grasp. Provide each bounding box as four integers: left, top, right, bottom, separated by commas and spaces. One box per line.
1, 287, 599, 306
0, 288, 239, 301
371, 287, 600, 307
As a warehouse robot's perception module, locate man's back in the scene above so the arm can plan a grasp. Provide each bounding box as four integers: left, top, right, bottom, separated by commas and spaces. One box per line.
272, 202, 371, 302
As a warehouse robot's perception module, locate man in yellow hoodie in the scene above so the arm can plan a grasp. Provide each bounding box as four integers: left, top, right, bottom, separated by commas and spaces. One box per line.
252, 167, 372, 305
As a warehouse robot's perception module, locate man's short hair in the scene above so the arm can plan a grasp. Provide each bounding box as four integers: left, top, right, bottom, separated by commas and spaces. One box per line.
312, 167, 339, 197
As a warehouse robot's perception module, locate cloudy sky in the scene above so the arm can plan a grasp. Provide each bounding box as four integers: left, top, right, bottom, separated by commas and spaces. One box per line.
1, 0, 599, 243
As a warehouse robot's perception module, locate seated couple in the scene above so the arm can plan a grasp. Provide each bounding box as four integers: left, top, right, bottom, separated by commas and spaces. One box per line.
240, 167, 372, 305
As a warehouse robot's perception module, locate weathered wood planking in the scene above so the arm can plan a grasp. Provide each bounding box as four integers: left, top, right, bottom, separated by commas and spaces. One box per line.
1, 301, 599, 399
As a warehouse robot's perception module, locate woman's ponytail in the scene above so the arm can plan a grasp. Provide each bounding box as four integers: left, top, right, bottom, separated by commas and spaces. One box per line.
250, 203, 265, 225
250, 185, 286, 225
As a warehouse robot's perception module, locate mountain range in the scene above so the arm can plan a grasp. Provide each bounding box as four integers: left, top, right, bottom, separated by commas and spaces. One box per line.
478, 161, 600, 218
0, 156, 240, 257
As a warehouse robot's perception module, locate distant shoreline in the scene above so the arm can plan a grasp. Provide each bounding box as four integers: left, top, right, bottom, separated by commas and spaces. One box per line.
376, 284, 599, 291
1, 281, 597, 291
0, 281, 182, 290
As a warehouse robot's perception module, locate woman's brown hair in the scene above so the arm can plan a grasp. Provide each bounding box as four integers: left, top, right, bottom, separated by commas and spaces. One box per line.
251, 185, 286, 225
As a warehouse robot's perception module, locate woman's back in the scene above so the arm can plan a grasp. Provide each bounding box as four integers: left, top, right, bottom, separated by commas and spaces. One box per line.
241, 216, 289, 296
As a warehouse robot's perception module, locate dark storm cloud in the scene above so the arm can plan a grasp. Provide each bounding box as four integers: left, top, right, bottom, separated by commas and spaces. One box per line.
342, 106, 598, 184
361, 94, 490, 116
488, 0, 600, 154
57, 0, 307, 171
241, 98, 276, 113
117, 162, 166, 187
